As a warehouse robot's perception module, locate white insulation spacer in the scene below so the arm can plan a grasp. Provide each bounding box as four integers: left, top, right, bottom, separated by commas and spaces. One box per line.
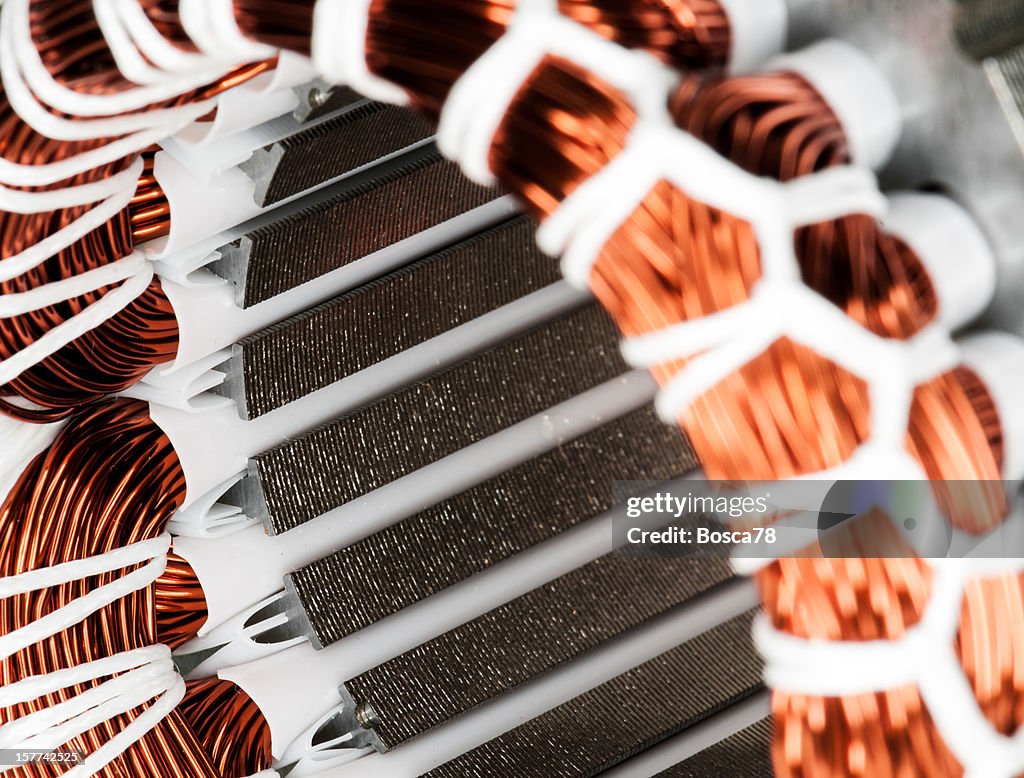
717, 0, 787, 74
959, 332, 1024, 484
769, 39, 902, 171
884, 193, 996, 332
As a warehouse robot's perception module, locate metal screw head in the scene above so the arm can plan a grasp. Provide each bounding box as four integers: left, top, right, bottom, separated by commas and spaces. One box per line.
355, 702, 380, 730
307, 87, 328, 109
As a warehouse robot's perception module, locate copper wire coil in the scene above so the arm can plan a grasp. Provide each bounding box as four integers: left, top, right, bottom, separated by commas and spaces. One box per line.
231, 0, 730, 80
129, 151, 173, 243
155, 553, 209, 651
0, 155, 179, 420
670, 70, 939, 339
0, 399, 223, 778
758, 509, 1020, 776
361, 0, 731, 120
179, 678, 274, 778
233, 0, 316, 55
557, 0, 731, 70
772, 688, 963, 777
762, 564, 1022, 778
0, 399, 272, 776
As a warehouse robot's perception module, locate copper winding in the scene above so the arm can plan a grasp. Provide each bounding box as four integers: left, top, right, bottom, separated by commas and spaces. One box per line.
0, 159, 180, 421
557, 0, 731, 70
0, 399, 220, 777
155, 553, 210, 651
179, 678, 274, 777
233, 0, 316, 55
0, 399, 275, 777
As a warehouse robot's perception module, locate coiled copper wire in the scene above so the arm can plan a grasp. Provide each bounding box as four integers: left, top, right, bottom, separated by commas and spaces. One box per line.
0, 399, 220, 778
155, 553, 209, 651
0, 154, 180, 421
179, 678, 274, 777
360, 0, 732, 119
762, 553, 1023, 777
557, 0, 731, 69
0, 399, 271, 777
233, 0, 316, 55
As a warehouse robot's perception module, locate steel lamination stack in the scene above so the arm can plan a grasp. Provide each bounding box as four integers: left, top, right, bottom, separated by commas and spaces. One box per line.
1, 1, 1023, 777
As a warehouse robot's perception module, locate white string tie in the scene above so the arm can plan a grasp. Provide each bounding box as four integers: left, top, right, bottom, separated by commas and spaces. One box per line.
179, 0, 277, 64
312, 0, 411, 105
0, 539, 181, 777
0, 254, 154, 388
0, 167, 140, 282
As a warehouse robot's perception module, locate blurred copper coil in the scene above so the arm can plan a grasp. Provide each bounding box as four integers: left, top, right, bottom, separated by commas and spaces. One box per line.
957, 573, 1024, 737
0, 399, 222, 778
234, 0, 316, 55
179, 678, 274, 778
670, 70, 939, 339
362, 0, 731, 119
557, 0, 731, 70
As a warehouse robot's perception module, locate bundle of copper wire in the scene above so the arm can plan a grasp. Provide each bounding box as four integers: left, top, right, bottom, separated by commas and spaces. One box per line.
0, 399, 271, 777
761, 526, 1024, 776
0, 2, 277, 420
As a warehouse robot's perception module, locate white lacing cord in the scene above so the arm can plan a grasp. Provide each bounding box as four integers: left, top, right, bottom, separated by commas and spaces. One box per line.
757, 556, 1024, 778
0, 253, 154, 388
0, 165, 141, 281
5, 0, 238, 120
312, 0, 411, 104
0, 536, 184, 778
179, 0, 277, 64
93, 0, 221, 86
0, 157, 142, 214
107, 0, 218, 75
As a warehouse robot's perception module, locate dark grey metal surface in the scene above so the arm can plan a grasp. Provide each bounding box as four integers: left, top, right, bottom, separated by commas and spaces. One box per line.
654, 717, 773, 778
287, 405, 698, 649
231, 305, 628, 534
240, 101, 435, 206
413, 610, 761, 775
955, 0, 1024, 60
214, 150, 500, 309
219, 216, 560, 418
